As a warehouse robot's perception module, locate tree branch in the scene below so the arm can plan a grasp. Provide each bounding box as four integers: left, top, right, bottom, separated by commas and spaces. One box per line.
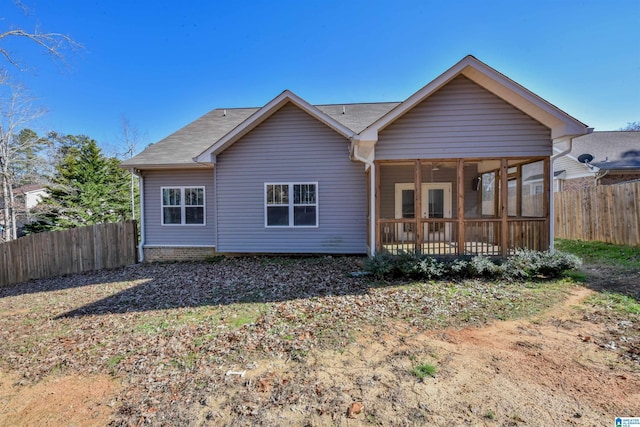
0, 28, 82, 70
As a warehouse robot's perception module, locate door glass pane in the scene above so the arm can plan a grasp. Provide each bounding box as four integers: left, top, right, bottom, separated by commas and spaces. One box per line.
401, 189, 414, 218
428, 189, 444, 218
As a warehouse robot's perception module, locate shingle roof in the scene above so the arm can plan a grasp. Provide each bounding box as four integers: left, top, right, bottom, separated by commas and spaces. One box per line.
122, 101, 400, 168
122, 107, 258, 167
569, 131, 640, 163
316, 102, 400, 133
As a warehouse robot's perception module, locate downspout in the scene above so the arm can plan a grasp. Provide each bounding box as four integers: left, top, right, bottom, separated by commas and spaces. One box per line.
595, 169, 609, 186
132, 169, 145, 262
549, 128, 593, 250
350, 141, 376, 256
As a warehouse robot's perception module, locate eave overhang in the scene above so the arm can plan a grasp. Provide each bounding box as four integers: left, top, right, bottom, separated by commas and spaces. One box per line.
117, 162, 214, 171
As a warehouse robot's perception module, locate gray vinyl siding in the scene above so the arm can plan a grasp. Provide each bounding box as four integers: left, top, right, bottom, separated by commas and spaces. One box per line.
376, 76, 551, 160
142, 169, 215, 246
216, 103, 367, 253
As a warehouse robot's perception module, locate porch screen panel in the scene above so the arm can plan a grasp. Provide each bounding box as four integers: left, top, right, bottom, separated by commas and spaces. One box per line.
521, 161, 544, 217
481, 172, 497, 216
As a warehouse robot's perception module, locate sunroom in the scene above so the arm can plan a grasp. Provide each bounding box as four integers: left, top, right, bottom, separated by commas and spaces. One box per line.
375, 157, 550, 257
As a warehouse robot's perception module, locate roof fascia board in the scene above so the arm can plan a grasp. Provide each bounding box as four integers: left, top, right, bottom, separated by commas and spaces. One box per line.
195, 90, 355, 162
117, 163, 213, 170
358, 55, 589, 141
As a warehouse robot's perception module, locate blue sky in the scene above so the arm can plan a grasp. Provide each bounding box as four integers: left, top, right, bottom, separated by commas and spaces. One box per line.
2, 0, 640, 153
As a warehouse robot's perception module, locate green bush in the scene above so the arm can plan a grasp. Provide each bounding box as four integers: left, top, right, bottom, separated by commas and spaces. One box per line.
364, 249, 581, 281
416, 256, 447, 280
503, 249, 582, 279
364, 252, 396, 279
470, 255, 503, 279
446, 258, 471, 278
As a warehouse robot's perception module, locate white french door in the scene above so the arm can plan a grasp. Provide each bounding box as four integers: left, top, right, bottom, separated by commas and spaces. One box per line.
394, 183, 452, 241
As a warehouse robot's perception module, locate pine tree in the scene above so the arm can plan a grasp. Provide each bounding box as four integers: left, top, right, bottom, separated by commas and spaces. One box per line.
26, 135, 130, 232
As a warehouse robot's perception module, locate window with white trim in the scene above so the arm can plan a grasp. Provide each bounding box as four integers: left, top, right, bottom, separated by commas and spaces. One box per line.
161, 187, 205, 225
265, 183, 317, 227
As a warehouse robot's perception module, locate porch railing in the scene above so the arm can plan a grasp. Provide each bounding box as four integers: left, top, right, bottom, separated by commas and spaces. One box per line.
378, 218, 548, 257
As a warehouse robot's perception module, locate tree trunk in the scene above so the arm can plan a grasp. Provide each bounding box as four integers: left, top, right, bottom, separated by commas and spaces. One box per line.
130, 171, 135, 220
8, 183, 16, 239
1, 164, 11, 241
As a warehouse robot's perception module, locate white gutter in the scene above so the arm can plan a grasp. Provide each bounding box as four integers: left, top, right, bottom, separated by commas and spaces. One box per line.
133, 169, 145, 262
549, 128, 593, 250
350, 142, 376, 256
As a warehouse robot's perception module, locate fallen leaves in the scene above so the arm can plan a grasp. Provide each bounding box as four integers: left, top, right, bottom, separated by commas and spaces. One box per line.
0, 256, 636, 425
347, 401, 364, 418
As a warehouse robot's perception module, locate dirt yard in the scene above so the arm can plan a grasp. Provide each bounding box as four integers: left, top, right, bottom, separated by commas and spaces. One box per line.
0, 257, 638, 426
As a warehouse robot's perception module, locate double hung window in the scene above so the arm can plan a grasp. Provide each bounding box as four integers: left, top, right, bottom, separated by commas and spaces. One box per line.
265, 183, 317, 227
161, 187, 205, 225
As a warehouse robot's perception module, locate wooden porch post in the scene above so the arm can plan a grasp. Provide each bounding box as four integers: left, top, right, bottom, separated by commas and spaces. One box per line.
414, 160, 422, 253
457, 159, 465, 256
543, 157, 551, 250
500, 158, 509, 257
375, 161, 381, 253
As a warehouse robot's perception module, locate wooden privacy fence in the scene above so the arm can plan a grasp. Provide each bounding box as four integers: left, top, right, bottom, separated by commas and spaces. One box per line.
0, 221, 138, 287
554, 181, 640, 246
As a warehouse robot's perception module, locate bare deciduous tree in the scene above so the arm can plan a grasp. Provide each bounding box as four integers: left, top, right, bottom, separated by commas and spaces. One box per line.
1, 2, 81, 71
118, 115, 144, 220
621, 121, 640, 131
0, 75, 45, 240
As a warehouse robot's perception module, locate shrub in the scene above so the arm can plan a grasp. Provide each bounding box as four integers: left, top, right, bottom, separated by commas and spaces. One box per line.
416, 256, 446, 280
364, 252, 396, 279
364, 250, 581, 282
503, 249, 582, 279
395, 251, 424, 279
470, 255, 502, 279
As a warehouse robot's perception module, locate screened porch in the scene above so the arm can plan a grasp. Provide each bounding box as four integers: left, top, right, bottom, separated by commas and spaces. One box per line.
375, 158, 550, 257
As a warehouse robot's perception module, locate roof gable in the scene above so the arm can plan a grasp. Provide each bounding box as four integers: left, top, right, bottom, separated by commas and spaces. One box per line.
357, 55, 589, 142
195, 90, 355, 162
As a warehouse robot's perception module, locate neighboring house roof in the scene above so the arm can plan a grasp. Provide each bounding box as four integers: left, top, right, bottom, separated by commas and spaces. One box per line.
525, 170, 566, 182
554, 131, 640, 175
122, 55, 589, 170
13, 184, 46, 195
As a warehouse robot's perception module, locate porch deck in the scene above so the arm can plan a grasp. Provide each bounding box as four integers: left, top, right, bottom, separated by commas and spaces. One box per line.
377, 218, 548, 257
375, 158, 551, 257
382, 242, 501, 256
